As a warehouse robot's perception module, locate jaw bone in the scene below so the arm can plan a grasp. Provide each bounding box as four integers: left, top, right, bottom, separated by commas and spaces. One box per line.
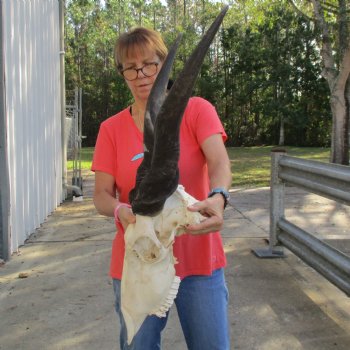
121, 6, 229, 345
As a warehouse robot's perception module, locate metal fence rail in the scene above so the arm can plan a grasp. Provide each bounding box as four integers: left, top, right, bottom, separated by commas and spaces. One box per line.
278, 156, 350, 204
253, 150, 350, 296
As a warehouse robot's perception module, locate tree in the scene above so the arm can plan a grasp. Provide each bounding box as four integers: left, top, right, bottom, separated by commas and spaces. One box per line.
289, 0, 350, 164
220, 0, 329, 147
64, 0, 335, 148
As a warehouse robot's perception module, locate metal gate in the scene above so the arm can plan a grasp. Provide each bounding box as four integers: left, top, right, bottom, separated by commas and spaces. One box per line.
65, 88, 83, 192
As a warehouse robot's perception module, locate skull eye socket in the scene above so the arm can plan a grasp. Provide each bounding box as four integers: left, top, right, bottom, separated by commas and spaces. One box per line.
133, 237, 162, 263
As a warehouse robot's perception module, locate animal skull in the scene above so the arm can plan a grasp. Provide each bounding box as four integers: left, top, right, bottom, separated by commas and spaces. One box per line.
121, 185, 204, 344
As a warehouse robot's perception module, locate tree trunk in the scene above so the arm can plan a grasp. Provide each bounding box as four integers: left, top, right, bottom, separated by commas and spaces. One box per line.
345, 76, 350, 164
310, 0, 350, 164
330, 87, 348, 163
279, 114, 285, 146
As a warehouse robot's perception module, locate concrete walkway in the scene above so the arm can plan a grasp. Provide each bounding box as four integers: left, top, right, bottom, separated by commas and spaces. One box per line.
1, 171, 350, 350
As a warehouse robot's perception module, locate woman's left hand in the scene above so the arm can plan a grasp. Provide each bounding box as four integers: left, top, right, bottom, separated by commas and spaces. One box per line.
185, 195, 226, 234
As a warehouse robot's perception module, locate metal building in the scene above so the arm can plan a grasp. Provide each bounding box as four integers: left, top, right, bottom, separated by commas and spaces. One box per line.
0, 0, 65, 260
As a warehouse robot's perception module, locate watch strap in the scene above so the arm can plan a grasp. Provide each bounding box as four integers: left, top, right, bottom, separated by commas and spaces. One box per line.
208, 187, 230, 209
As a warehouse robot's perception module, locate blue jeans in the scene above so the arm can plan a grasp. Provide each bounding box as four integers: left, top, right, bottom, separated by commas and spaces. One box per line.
113, 268, 230, 350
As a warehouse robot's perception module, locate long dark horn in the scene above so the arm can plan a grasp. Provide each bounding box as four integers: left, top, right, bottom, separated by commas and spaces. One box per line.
131, 6, 229, 215
129, 34, 183, 206
146, 34, 183, 129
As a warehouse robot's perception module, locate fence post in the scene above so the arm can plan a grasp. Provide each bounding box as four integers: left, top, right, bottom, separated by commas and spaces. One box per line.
253, 149, 286, 258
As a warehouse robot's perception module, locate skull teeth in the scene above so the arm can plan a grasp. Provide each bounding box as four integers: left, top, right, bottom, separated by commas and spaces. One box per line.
151, 275, 181, 317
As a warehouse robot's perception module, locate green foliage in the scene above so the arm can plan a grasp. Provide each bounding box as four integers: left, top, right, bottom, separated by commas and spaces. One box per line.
65, 0, 337, 148
220, 0, 332, 147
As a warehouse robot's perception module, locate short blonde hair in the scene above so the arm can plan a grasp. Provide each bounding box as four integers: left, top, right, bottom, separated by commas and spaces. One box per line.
114, 27, 168, 72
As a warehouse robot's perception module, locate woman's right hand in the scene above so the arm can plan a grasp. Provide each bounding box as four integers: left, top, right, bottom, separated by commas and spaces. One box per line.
117, 205, 136, 231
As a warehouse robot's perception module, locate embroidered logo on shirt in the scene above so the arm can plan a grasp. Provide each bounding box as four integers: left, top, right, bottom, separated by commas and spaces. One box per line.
131, 153, 144, 161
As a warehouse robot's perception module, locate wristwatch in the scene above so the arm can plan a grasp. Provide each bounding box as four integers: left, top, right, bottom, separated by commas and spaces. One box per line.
208, 187, 230, 209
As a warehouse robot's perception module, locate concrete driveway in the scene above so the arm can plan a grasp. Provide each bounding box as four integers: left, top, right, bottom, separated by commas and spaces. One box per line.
1, 172, 350, 349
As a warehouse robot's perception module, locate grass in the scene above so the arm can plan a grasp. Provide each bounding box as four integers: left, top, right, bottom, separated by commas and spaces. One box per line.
69, 146, 333, 188
228, 146, 331, 188
67, 147, 94, 170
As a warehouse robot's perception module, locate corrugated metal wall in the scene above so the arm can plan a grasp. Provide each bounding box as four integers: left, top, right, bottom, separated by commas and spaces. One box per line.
2, 0, 62, 253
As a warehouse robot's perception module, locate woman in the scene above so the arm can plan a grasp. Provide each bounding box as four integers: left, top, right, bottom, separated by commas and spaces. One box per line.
92, 27, 232, 350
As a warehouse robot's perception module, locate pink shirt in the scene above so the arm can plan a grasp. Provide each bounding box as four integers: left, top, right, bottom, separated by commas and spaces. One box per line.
92, 97, 227, 279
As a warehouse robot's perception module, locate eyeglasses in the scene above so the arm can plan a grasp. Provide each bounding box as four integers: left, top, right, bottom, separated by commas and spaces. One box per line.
121, 62, 159, 81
